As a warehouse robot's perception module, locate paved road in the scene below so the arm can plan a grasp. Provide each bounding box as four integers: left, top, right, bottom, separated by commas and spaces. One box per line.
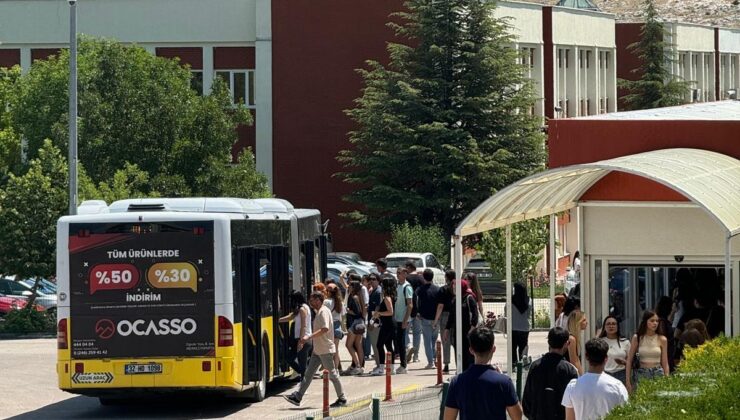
0, 332, 548, 419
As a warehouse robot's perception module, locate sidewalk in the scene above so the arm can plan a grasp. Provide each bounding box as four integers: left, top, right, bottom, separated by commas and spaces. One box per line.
259, 331, 549, 419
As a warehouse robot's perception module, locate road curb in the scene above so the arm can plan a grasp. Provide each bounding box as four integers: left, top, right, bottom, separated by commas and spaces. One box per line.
0, 332, 55, 340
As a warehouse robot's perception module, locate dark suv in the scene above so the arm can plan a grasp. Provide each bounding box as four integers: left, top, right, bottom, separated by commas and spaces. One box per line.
465, 258, 505, 301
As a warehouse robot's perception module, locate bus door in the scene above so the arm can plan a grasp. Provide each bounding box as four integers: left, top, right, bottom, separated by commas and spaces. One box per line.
238, 246, 263, 385
318, 235, 329, 282
269, 245, 290, 375
302, 241, 315, 292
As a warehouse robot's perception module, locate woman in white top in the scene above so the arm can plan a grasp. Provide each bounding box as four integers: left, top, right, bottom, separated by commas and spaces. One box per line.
278, 290, 312, 381
598, 315, 630, 385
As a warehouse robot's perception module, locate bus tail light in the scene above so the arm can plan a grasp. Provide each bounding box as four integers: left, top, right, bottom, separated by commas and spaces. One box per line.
57, 318, 68, 349
218, 316, 233, 347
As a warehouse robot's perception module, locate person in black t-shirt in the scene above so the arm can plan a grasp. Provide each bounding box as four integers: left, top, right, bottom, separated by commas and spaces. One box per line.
444, 326, 522, 420
416, 269, 440, 368
434, 269, 456, 373
522, 327, 578, 420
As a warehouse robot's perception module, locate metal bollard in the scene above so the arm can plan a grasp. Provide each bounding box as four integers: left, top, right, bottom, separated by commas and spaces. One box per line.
384, 351, 393, 401
515, 361, 523, 400
436, 340, 443, 385
323, 369, 330, 418
372, 396, 380, 420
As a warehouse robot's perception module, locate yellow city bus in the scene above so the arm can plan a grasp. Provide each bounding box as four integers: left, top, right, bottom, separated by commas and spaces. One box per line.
56, 198, 328, 404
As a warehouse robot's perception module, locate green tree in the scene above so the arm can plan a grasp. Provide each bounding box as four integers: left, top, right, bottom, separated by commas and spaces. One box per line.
386, 221, 449, 266
9, 37, 268, 198
0, 140, 67, 286
476, 217, 548, 282
618, 0, 690, 110
338, 0, 545, 239
0, 66, 23, 181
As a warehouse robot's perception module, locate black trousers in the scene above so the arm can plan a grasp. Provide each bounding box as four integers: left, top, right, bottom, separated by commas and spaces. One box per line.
511, 330, 529, 363
377, 323, 395, 365
288, 336, 312, 378
393, 322, 407, 368
451, 329, 474, 371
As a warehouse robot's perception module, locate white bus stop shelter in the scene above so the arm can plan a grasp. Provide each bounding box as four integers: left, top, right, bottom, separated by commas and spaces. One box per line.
451, 148, 740, 374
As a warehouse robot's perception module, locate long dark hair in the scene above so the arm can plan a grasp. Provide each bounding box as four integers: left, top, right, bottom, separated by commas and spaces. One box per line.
381, 275, 397, 302
290, 290, 306, 314
636, 310, 664, 338
513, 282, 529, 314
598, 315, 625, 346
465, 272, 483, 303
655, 296, 672, 319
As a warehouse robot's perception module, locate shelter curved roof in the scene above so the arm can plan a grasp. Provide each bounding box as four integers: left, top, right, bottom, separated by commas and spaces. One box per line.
455, 148, 740, 237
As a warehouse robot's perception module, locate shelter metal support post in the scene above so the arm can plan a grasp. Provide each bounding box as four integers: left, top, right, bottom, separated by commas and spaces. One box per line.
734, 240, 740, 338
549, 214, 556, 327
453, 235, 464, 373
725, 234, 732, 337
506, 225, 513, 376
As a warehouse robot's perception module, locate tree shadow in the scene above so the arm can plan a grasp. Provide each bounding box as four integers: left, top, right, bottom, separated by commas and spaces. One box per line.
8, 380, 296, 419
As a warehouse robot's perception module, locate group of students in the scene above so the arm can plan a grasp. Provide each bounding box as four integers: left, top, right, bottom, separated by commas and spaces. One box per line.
279, 260, 494, 406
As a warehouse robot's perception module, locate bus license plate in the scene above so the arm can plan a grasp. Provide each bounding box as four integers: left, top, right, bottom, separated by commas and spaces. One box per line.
125, 363, 162, 374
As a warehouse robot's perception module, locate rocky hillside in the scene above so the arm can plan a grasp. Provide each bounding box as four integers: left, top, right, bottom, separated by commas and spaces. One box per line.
518, 0, 740, 28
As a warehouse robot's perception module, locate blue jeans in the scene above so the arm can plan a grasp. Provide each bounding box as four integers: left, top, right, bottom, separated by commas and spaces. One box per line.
420, 318, 439, 365
634, 366, 664, 390
406, 317, 422, 358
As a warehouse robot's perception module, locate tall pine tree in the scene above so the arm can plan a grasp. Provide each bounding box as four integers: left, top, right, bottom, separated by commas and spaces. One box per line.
619, 0, 689, 110
338, 0, 545, 237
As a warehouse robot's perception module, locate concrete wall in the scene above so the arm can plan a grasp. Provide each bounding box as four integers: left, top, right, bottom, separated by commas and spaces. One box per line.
668, 22, 715, 53
0, 0, 256, 45
719, 28, 740, 53
584, 205, 740, 258
552, 7, 615, 48
496, 1, 543, 44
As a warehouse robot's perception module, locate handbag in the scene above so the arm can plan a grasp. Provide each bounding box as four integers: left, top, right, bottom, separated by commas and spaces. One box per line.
632, 336, 641, 370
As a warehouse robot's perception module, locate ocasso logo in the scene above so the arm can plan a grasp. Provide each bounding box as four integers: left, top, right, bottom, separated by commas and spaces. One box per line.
116, 318, 197, 337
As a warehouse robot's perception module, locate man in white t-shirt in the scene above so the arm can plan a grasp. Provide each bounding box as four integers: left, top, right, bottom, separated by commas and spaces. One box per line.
562, 338, 628, 420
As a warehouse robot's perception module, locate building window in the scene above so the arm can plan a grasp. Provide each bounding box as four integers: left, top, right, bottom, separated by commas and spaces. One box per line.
216, 70, 256, 107
565, 49, 570, 69
558, 49, 563, 69
190, 71, 203, 96
579, 50, 583, 69
586, 50, 591, 69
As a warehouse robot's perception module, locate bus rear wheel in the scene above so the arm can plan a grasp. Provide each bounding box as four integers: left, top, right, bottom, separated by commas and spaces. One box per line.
250, 349, 268, 402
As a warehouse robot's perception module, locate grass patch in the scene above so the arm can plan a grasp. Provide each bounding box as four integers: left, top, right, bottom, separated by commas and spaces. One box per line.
607, 336, 740, 419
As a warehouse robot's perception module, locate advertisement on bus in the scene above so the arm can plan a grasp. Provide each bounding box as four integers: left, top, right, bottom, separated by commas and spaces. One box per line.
67, 221, 215, 359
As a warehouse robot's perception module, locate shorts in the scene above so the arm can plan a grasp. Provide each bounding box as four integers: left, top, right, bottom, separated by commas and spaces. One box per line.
333, 320, 344, 340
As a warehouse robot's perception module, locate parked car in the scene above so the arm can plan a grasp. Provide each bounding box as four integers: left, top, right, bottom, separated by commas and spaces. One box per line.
0, 278, 56, 312
0, 295, 37, 315
384, 252, 445, 286
327, 252, 375, 269
20, 278, 57, 295
464, 258, 506, 301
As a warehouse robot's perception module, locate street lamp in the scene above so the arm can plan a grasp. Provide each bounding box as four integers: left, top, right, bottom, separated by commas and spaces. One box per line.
68, 0, 78, 215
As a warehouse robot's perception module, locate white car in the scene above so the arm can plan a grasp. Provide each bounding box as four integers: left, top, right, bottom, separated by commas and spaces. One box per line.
384, 252, 446, 286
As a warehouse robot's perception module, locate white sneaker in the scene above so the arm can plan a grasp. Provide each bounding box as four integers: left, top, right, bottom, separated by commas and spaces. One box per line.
389, 365, 396, 375
395, 366, 407, 374
371, 367, 384, 376
352, 367, 364, 375
424, 363, 435, 369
